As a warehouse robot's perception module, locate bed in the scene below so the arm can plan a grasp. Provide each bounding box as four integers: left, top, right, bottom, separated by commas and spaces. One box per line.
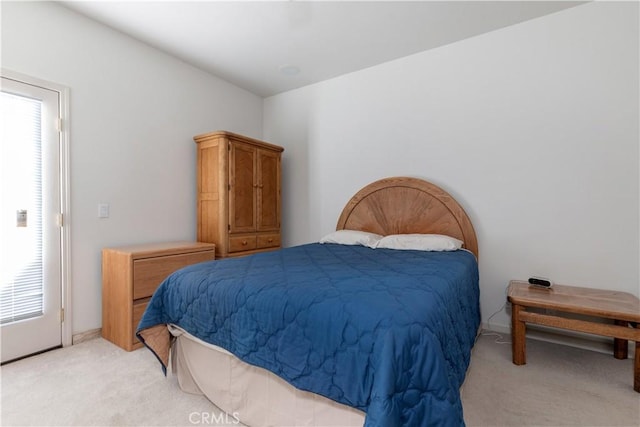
137, 176, 480, 427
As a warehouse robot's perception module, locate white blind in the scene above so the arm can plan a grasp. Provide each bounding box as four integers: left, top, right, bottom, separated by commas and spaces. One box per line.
0, 91, 44, 324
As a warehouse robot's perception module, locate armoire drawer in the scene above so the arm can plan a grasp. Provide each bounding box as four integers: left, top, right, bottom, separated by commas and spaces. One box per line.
229, 236, 257, 252
257, 234, 280, 249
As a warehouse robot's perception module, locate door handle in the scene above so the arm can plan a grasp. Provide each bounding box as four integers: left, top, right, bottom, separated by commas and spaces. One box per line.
16, 210, 27, 227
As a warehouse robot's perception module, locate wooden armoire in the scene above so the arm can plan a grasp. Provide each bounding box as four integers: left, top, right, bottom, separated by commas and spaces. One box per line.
194, 131, 284, 258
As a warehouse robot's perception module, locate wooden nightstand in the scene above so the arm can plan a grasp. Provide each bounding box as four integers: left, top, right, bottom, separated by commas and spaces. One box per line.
507, 280, 640, 392
102, 241, 215, 351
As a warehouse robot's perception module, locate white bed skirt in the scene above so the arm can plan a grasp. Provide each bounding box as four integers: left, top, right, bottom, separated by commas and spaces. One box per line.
168, 325, 365, 427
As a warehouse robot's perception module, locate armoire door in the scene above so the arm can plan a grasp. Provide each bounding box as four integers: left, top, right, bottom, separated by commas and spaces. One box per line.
256, 149, 280, 232
228, 141, 256, 233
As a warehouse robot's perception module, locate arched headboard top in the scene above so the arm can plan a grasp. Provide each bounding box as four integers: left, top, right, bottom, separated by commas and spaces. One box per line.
336, 177, 478, 258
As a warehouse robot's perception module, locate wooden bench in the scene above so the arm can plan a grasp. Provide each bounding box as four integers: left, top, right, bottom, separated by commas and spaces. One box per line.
507, 280, 640, 392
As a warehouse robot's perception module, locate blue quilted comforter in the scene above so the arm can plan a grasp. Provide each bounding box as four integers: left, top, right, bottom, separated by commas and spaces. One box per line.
137, 243, 480, 426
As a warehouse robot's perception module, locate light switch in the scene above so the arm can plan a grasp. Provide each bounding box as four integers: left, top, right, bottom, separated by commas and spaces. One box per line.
98, 203, 109, 218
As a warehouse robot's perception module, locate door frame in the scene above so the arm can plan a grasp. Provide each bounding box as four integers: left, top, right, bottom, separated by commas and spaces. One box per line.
1, 69, 72, 348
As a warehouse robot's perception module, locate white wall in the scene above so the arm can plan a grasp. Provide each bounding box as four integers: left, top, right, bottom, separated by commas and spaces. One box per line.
2, 2, 263, 335
2, 1, 637, 340
264, 2, 639, 332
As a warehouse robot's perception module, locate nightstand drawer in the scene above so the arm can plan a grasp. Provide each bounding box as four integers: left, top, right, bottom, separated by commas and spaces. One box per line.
102, 242, 215, 351
133, 251, 214, 299
132, 300, 148, 347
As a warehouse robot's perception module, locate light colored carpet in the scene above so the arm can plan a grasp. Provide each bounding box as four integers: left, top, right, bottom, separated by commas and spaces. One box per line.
0, 338, 227, 427
1, 333, 639, 426
462, 333, 640, 426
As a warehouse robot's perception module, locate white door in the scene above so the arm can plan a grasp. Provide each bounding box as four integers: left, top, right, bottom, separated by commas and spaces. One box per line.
0, 76, 62, 363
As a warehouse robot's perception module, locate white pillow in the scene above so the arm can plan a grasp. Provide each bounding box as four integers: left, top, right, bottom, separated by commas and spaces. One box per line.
375, 234, 463, 251
319, 230, 382, 248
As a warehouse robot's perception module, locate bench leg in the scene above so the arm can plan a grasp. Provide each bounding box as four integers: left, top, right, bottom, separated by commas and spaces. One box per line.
512, 304, 526, 365
614, 320, 629, 359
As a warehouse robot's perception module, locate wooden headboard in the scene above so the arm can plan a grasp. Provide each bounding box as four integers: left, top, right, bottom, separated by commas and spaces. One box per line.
336, 177, 478, 257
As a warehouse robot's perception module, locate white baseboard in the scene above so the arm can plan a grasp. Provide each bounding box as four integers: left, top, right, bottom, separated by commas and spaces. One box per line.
72, 328, 101, 345
481, 322, 634, 358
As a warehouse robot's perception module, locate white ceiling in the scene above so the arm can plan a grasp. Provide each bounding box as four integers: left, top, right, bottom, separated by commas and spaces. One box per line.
60, 1, 583, 97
